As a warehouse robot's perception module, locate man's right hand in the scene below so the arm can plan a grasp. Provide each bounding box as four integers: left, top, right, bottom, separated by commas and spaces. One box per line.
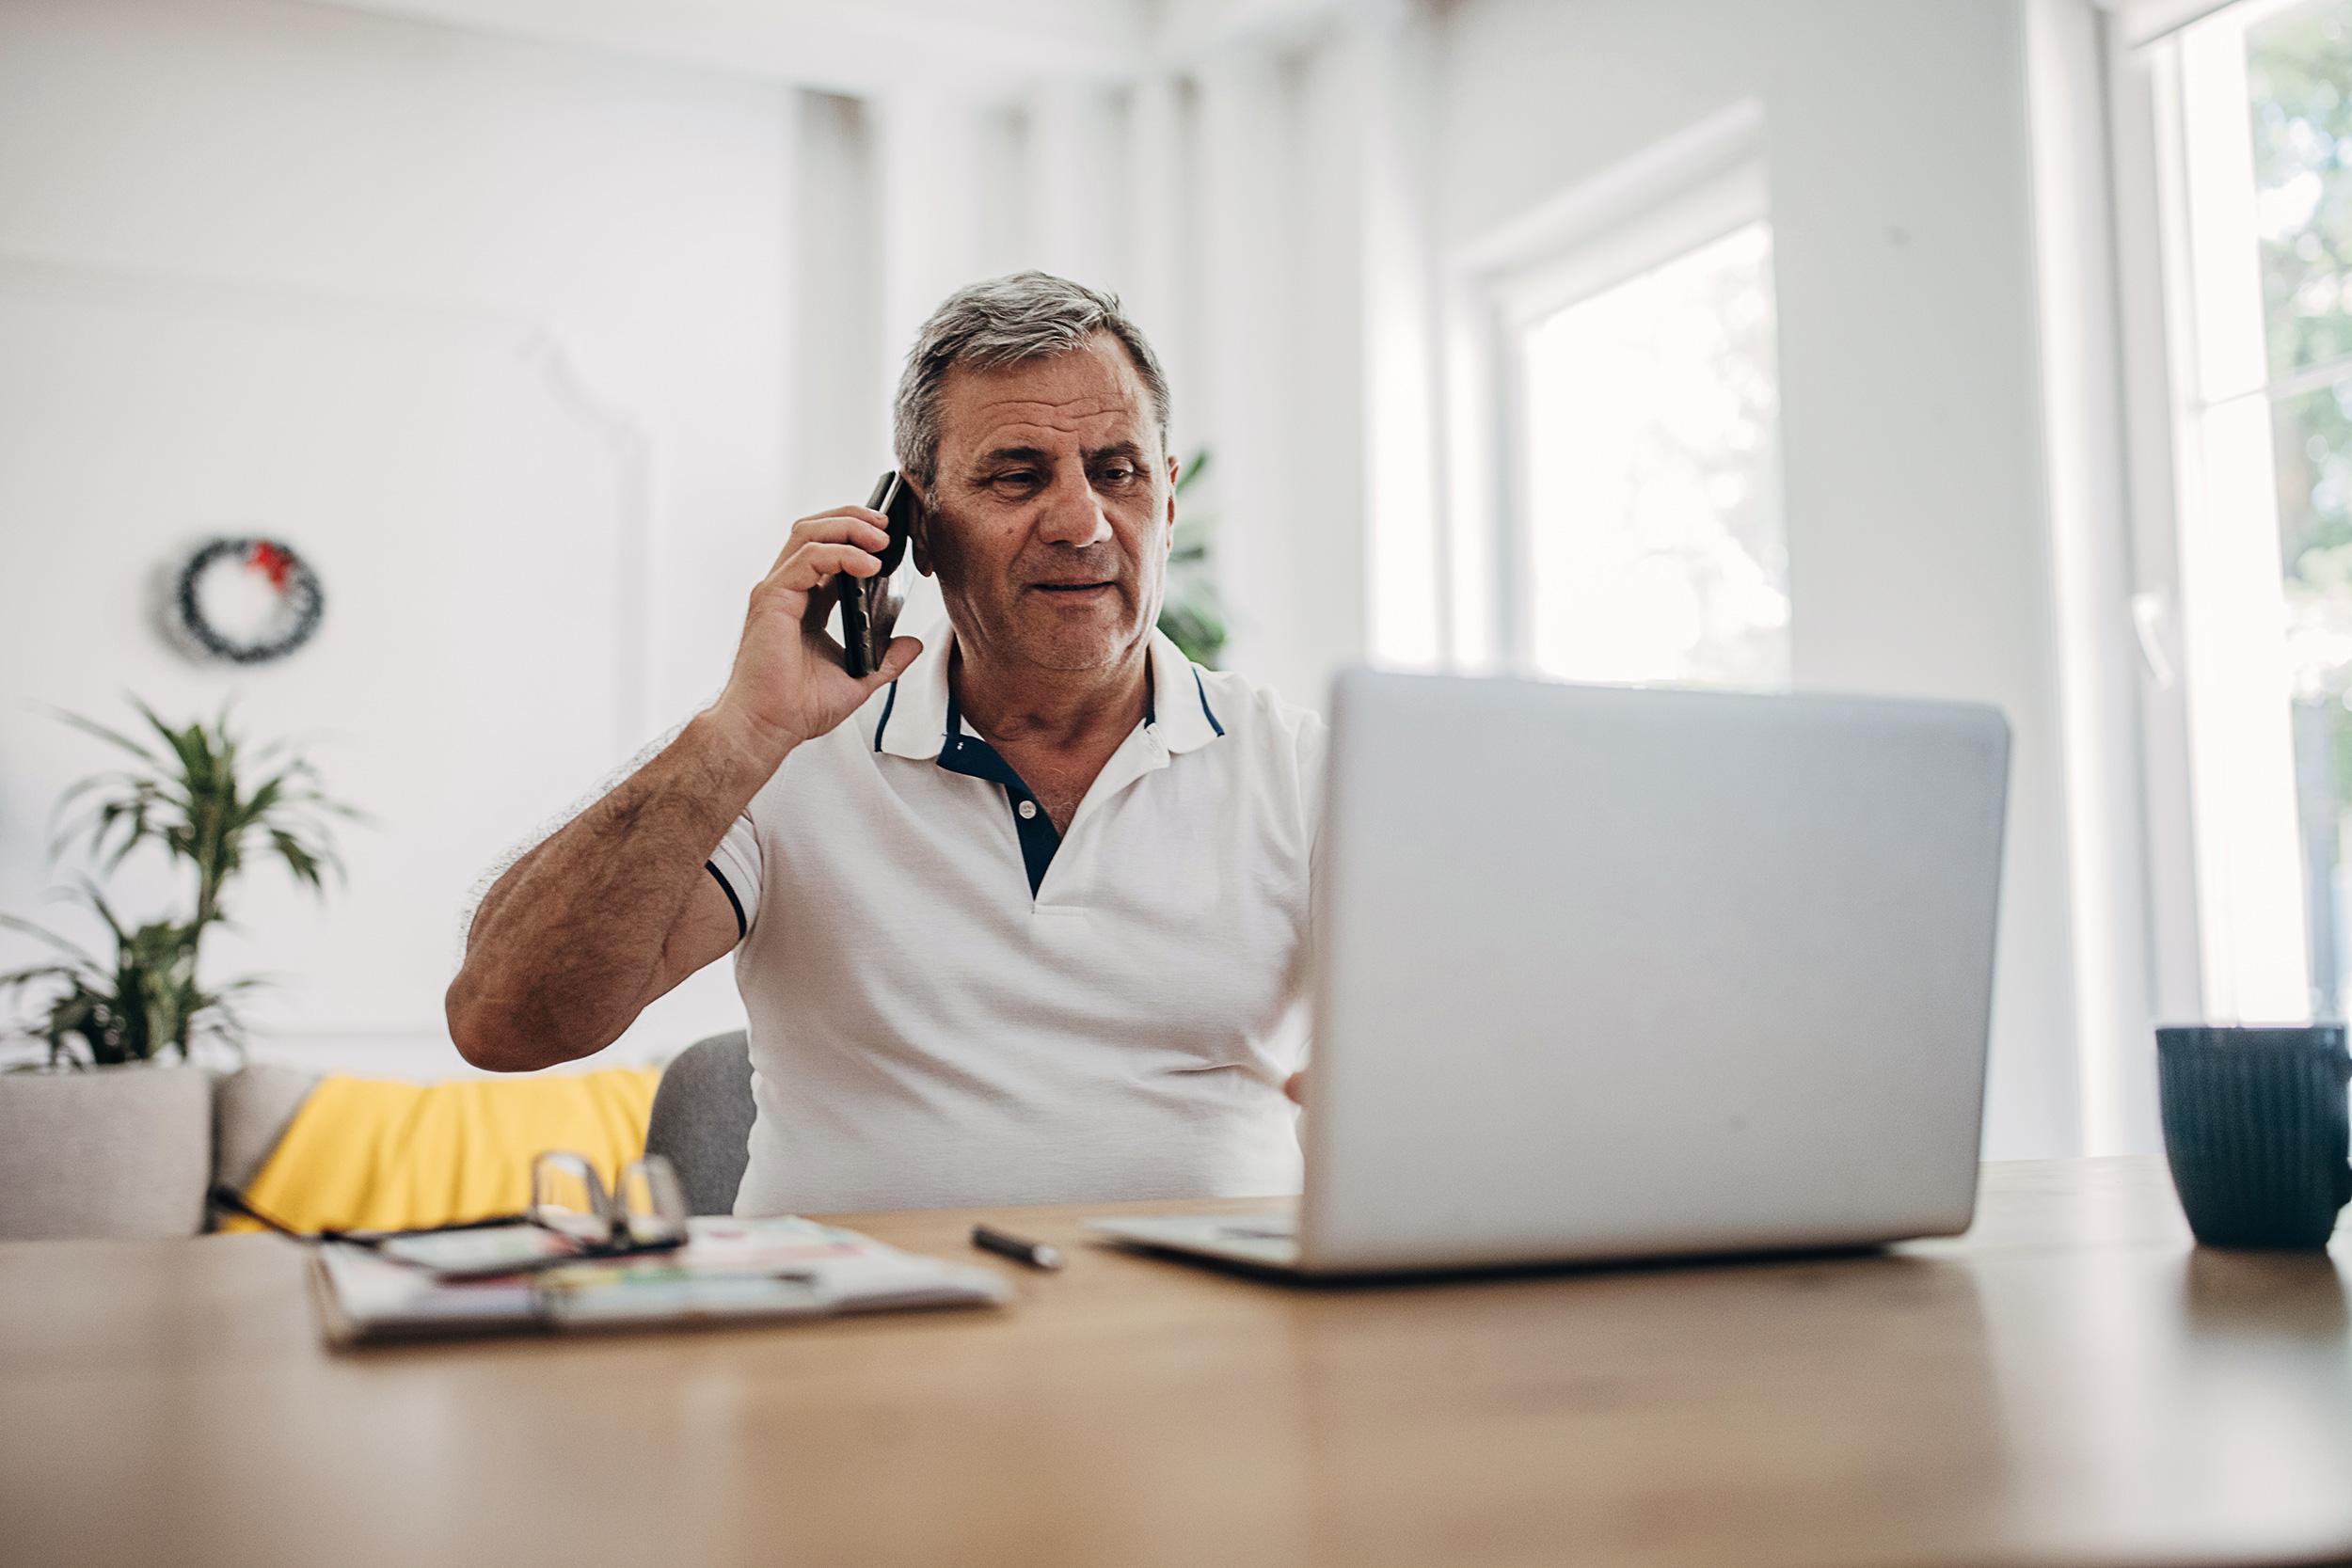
706, 503, 925, 768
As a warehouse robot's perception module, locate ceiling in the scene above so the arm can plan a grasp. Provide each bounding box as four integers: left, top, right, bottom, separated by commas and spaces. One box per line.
294, 0, 1351, 97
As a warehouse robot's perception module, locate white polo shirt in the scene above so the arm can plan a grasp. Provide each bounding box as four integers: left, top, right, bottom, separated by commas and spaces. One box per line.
708, 627, 1324, 1215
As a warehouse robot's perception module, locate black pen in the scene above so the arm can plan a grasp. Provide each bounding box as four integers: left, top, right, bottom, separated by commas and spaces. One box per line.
972, 1224, 1063, 1271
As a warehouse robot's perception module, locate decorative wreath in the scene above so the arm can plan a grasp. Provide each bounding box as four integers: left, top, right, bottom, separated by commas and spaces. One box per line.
171, 537, 326, 665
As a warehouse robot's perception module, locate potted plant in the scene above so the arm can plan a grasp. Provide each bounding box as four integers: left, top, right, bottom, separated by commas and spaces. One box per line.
0, 701, 354, 1239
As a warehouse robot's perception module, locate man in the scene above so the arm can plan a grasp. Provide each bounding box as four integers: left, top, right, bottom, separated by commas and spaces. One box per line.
448, 272, 1324, 1214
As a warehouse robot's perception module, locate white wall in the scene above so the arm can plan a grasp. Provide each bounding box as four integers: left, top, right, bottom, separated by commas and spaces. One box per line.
0, 0, 793, 1075
1423, 0, 2089, 1158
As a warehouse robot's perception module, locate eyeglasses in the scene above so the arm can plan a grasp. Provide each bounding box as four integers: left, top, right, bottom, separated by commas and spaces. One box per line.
210, 1149, 690, 1278
529, 1149, 688, 1254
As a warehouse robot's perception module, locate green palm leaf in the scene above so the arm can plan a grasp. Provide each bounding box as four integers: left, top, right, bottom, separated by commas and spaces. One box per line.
6, 699, 357, 1066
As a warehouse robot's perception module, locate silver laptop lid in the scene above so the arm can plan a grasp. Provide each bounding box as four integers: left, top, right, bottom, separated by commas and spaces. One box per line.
1300, 671, 2010, 1275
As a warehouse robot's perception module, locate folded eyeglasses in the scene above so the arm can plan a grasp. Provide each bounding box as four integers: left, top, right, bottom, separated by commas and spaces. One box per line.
211, 1149, 689, 1275
525, 1149, 689, 1256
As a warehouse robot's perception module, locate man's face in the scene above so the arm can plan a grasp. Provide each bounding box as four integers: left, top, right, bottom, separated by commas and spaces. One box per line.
914, 333, 1176, 679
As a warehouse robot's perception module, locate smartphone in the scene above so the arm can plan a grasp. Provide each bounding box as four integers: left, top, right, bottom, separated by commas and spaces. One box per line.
840, 470, 918, 678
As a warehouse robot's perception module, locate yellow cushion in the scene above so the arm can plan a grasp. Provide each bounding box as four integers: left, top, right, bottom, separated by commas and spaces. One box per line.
218, 1068, 660, 1235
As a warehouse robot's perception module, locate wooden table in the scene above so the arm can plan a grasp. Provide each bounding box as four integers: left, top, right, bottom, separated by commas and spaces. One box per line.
4, 1157, 2351, 1568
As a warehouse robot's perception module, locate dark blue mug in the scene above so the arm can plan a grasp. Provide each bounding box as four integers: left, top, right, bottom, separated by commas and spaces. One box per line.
2157, 1024, 2352, 1249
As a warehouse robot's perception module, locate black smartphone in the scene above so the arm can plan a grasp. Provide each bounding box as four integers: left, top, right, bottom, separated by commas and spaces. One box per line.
840, 470, 917, 678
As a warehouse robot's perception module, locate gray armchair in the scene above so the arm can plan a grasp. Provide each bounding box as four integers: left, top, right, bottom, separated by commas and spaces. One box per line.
644, 1030, 756, 1215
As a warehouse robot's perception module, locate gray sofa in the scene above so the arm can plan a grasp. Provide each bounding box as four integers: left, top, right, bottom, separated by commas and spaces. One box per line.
0, 1061, 317, 1241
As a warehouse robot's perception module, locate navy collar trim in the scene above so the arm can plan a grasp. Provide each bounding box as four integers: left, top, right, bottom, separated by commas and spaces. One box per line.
876, 627, 1221, 760
938, 667, 1159, 752
936, 684, 1061, 896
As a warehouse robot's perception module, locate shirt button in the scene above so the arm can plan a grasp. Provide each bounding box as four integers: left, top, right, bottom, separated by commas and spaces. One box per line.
1017, 800, 1038, 819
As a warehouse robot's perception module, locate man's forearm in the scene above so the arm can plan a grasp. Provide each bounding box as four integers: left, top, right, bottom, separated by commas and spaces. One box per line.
446, 713, 783, 1069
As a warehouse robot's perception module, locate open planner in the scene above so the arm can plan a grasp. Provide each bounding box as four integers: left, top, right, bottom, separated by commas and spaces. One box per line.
308, 1214, 1013, 1346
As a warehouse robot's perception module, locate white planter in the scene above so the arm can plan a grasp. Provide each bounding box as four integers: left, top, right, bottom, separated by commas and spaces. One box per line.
0, 1064, 214, 1239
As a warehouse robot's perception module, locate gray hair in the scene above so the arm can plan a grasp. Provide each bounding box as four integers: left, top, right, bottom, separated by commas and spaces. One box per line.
892, 271, 1171, 488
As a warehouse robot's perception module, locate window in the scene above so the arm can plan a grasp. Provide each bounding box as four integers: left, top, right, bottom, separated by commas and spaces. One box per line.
2250, 0, 2352, 1016
2130, 0, 2352, 1021
1441, 103, 1787, 690
1517, 220, 1787, 689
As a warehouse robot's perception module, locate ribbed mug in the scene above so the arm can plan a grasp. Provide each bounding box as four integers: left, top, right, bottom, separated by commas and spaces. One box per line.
2156, 1024, 2352, 1249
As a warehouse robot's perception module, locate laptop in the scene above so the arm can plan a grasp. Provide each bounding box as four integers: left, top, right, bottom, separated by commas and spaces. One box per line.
1087, 668, 2010, 1276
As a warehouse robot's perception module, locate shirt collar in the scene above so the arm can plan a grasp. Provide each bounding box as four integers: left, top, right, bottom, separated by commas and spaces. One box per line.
874, 626, 1223, 761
